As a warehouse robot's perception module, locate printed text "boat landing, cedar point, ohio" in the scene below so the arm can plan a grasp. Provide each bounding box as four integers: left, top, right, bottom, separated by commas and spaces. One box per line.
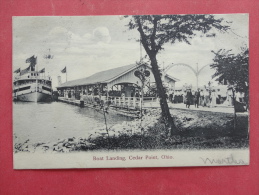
93, 155, 174, 161
92, 154, 246, 165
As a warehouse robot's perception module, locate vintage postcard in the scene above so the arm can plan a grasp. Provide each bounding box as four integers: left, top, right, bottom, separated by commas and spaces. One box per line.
13, 14, 249, 169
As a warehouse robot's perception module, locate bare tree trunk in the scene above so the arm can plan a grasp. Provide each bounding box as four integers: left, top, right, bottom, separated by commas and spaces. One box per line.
150, 56, 177, 136
136, 18, 177, 136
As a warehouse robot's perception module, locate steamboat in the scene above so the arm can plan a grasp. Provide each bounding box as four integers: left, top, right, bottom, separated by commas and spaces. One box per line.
13, 55, 52, 102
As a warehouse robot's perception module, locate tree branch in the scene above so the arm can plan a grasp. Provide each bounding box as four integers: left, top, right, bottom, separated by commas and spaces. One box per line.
136, 17, 152, 56
150, 17, 159, 52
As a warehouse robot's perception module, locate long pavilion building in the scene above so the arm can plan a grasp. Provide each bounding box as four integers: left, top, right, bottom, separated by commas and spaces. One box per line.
57, 63, 179, 110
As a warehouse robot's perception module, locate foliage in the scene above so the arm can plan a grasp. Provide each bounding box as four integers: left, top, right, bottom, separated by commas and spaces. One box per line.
125, 15, 230, 54
210, 48, 249, 93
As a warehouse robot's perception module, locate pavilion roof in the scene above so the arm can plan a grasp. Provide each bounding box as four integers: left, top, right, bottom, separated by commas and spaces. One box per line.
57, 64, 178, 88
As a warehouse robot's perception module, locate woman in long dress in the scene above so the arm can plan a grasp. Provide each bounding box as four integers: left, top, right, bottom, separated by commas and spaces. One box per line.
210, 90, 217, 107
200, 89, 205, 107
204, 89, 210, 107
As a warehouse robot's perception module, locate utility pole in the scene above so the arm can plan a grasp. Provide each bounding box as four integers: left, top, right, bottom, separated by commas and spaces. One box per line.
196, 63, 199, 90
66, 67, 68, 82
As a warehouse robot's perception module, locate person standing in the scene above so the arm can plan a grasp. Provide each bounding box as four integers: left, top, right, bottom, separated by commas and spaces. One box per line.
204, 88, 210, 107
194, 89, 201, 108
135, 90, 140, 98
169, 93, 173, 103
200, 89, 205, 107
171, 91, 174, 103
131, 89, 134, 97
186, 89, 192, 108
210, 90, 217, 107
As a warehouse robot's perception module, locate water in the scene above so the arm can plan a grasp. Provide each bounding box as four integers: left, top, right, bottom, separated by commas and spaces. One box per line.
13, 101, 132, 144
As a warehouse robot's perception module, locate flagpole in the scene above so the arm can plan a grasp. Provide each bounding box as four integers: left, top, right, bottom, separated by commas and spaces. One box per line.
36, 56, 38, 72
66, 67, 67, 82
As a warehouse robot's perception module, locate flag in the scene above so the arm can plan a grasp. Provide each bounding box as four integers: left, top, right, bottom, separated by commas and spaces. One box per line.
39, 68, 45, 73
20, 66, 30, 76
26, 55, 37, 71
26, 55, 35, 63
13, 68, 20, 73
61, 67, 66, 73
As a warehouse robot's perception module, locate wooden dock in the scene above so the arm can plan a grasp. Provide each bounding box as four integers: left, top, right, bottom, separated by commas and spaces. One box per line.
58, 96, 142, 118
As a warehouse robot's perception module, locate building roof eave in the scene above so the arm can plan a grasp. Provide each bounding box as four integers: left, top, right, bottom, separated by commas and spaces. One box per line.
165, 74, 180, 82
56, 64, 180, 89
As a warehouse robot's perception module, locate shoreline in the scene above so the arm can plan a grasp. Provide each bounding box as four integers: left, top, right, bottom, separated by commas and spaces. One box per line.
14, 108, 249, 153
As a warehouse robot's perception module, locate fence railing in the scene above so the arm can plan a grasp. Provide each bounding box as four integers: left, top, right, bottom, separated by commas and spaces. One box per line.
81, 95, 143, 110
59, 95, 158, 110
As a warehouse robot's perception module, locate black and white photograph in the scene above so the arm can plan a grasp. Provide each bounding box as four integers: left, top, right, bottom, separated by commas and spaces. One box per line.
13, 14, 249, 169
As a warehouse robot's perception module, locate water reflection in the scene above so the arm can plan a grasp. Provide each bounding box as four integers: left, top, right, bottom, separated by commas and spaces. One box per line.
13, 101, 132, 143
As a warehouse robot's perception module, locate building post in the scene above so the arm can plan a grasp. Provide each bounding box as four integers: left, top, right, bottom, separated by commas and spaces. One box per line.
196, 63, 199, 90
133, 97, 136, 109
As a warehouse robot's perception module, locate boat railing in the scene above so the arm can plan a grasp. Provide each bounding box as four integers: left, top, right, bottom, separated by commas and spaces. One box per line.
13, 82, 33, 88
14, 75, 52, 81
13, 81, 51, 88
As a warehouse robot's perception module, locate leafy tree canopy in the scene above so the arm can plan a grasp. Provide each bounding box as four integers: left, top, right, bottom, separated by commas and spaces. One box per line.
210, 48, 249, 93
125, 15, 230, 55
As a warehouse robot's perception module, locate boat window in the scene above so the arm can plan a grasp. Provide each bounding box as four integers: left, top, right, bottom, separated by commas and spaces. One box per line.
42, 86, 51, 92
14, 86, 31, 93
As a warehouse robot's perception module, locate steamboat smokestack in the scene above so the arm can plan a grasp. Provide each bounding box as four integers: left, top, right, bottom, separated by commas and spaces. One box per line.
57, 76, 62, 86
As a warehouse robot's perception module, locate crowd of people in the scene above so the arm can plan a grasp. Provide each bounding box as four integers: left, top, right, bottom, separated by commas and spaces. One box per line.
167, 87, 245, 109
58, 84, 247, 111
183, 88, 218, 109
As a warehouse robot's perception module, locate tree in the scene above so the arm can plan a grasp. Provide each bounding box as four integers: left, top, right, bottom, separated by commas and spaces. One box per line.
210, 48, 249, 129
211, 48, 249, 97
125, 15, 230, 136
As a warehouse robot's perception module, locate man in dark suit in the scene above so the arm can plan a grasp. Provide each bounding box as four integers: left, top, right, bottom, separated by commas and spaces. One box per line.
194, 89, 201, 108
186, 89, 192, 108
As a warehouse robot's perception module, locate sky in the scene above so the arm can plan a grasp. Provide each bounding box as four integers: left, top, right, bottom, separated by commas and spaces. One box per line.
13, 14, 248, 89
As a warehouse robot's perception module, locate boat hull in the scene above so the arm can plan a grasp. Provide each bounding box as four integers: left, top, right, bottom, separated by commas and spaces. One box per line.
16, 92, 52, 102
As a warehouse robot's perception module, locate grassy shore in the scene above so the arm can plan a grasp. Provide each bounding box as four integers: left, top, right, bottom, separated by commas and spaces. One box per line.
14, 108, 249, 153
77, 109, 248, 151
